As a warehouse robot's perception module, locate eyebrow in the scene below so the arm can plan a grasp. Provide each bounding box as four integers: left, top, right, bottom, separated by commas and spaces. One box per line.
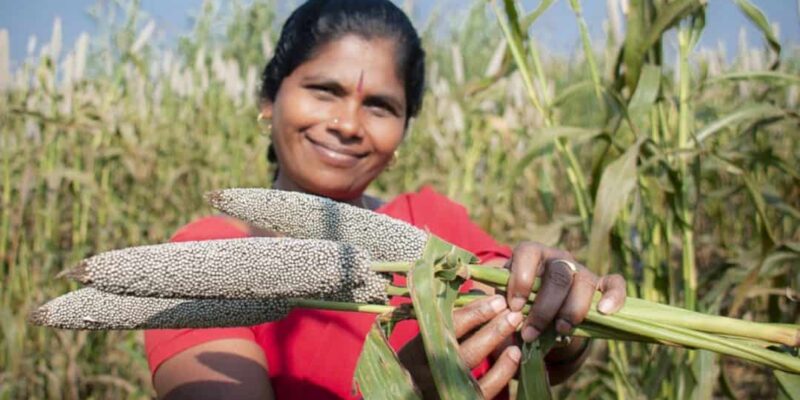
300, 74, 405, 115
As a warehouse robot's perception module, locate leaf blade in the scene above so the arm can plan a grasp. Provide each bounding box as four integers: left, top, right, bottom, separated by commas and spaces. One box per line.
587, 139, 643, 274
408, 236, 482, 399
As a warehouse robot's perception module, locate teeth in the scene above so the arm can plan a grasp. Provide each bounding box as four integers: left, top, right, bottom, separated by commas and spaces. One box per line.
206, 188, 429, 263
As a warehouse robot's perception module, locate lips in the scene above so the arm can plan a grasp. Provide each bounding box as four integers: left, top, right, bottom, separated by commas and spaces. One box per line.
304, 134, 367, 168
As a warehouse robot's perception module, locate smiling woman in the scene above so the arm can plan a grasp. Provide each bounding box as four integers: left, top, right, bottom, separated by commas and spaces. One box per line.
144, 0, 626, 399
264, 35, 407, 202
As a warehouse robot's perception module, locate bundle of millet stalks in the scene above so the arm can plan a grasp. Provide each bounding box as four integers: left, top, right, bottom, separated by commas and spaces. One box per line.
30, 189, 800, 375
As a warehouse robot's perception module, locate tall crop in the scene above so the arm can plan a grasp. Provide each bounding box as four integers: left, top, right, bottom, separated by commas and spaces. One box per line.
1, 0, 798, 398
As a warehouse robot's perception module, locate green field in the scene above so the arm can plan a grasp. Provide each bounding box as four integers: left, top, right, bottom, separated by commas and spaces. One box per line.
1, 1, 798, 398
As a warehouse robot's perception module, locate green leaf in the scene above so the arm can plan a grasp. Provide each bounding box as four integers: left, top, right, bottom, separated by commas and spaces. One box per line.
643, 0, 704, 52
408, 235, 481, 399
510, 126, 601, 186
516, 332, 556, 400
733, 0, 781, 68
528, 126, 602, 150
621, 0, 703, 90
550, 80, 593, 108
568, 0, 603, 100
493, 0, 546, 114
706, 71, 800, 86
741, 173, 777, 246
587, 139, 643, 274
690, 350, 719, 400
355, 319, 422, 400
695, 104, 785, 143
621, 0, 647, 91
627, 63, 661, 118
519, 0, 556, 31
776, 367, 800, 399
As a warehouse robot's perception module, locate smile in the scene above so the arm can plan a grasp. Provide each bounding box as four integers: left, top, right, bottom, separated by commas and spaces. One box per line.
304, 135, 366, 168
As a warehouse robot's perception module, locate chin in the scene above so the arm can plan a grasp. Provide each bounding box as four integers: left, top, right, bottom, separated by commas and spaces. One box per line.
300, 175, 369, 202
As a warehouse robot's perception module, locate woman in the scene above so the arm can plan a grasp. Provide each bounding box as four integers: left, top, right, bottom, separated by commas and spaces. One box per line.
146, 1, 626, 399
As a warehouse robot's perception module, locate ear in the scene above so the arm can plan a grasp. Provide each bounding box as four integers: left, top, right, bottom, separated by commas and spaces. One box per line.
259, 100, 274, 119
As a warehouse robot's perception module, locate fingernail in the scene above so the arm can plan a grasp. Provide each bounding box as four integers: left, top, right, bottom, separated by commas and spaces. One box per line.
490, 295, 506, 312
556, 318, 572, 334
598, 299, 613, 314
521, 326, 539, 342
509, 296, 527, 311
507, 346, 522, 362
506, 311, 523, 327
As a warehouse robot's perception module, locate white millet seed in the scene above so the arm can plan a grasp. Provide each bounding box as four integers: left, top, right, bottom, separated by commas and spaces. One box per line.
64, 237, 388, 304
29, 288, 291, 330
206, 189, 428, 262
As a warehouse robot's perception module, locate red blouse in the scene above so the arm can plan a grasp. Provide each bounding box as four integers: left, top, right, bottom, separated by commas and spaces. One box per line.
145, 186, 512, 399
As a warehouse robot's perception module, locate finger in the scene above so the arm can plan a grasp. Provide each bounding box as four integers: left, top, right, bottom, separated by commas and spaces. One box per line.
459, 310, 523, 368
506, 243, 547, 312
490, 334, 516, 361
522, 259, 575, 342
478, 346, 521, 400
597, 274, 626, 314
555, 269, 598, 334
453, 295, 507, 338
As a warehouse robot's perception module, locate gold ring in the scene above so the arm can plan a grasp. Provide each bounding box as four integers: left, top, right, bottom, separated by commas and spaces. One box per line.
553, 259, 579, 275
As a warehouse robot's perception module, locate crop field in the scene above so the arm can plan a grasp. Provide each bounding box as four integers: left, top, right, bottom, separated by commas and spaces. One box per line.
0, 0, 798, 399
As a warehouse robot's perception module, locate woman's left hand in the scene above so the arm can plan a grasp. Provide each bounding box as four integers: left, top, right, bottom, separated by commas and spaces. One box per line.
506, 242, 626, 342
503, 241, 626, 383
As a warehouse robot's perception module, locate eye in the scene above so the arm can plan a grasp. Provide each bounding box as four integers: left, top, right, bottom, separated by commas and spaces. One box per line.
307, 85, 337, 100
367, 105, 391, 118
364, 100, 398, 118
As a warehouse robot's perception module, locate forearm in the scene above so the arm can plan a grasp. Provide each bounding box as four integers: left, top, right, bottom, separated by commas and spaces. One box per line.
153, 339, 274, 400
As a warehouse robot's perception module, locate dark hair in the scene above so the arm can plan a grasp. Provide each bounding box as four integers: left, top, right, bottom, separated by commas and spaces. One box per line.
260, 0, 425, 120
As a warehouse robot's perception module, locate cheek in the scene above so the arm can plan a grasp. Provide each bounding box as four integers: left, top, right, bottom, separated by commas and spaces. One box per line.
274, 90, 332, 129
368, 119, 406, 155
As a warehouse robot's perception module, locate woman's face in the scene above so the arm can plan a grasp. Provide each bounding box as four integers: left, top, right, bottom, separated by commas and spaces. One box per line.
262, 34, 407, 201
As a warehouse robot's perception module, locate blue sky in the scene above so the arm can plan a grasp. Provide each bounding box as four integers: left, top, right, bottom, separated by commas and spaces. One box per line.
1, 0, 798, 66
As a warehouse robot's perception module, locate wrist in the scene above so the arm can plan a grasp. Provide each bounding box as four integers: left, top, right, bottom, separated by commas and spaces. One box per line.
545, 337, 590, 367
544, 337, 591, 385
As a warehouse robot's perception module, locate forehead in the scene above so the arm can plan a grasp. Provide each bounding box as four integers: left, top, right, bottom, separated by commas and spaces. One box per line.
294, 35, 404, 88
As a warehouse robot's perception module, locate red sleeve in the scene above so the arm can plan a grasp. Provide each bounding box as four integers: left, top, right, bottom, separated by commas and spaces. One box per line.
378, 186, 512, 263
144, 216, 255, 377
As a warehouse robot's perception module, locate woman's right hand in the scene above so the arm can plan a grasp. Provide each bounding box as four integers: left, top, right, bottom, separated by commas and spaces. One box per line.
398, 295, 522, 399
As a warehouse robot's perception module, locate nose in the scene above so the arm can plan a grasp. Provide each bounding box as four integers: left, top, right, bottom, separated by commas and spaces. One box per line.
328, 101, 362, 140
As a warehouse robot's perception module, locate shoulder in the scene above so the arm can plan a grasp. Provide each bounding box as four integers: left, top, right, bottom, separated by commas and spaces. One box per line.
378, 185, 470, 225
379, 186, 511, 262
170, 215, 251, 243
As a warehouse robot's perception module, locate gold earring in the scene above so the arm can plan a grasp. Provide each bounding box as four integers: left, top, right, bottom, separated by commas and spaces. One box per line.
257, 113, 272, 136
387, 150, 399, 168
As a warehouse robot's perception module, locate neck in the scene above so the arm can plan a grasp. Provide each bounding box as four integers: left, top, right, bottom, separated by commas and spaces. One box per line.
273, 172, 370, 210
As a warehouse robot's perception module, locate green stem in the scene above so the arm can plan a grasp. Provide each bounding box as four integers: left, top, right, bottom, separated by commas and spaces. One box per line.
291, 293, 799, 372
568, 0, 603, 102
677, 27, 697, 311
585, 312, 800, 373
370, 261, 414, 273
463, 265, 798, 347
491, 0, 593, 235
620, 297, 800, 348
370, 263, 799, 347
289, 299, 395, 315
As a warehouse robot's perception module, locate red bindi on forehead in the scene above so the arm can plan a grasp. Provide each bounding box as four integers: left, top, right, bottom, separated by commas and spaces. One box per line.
356, 70, 365, 94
